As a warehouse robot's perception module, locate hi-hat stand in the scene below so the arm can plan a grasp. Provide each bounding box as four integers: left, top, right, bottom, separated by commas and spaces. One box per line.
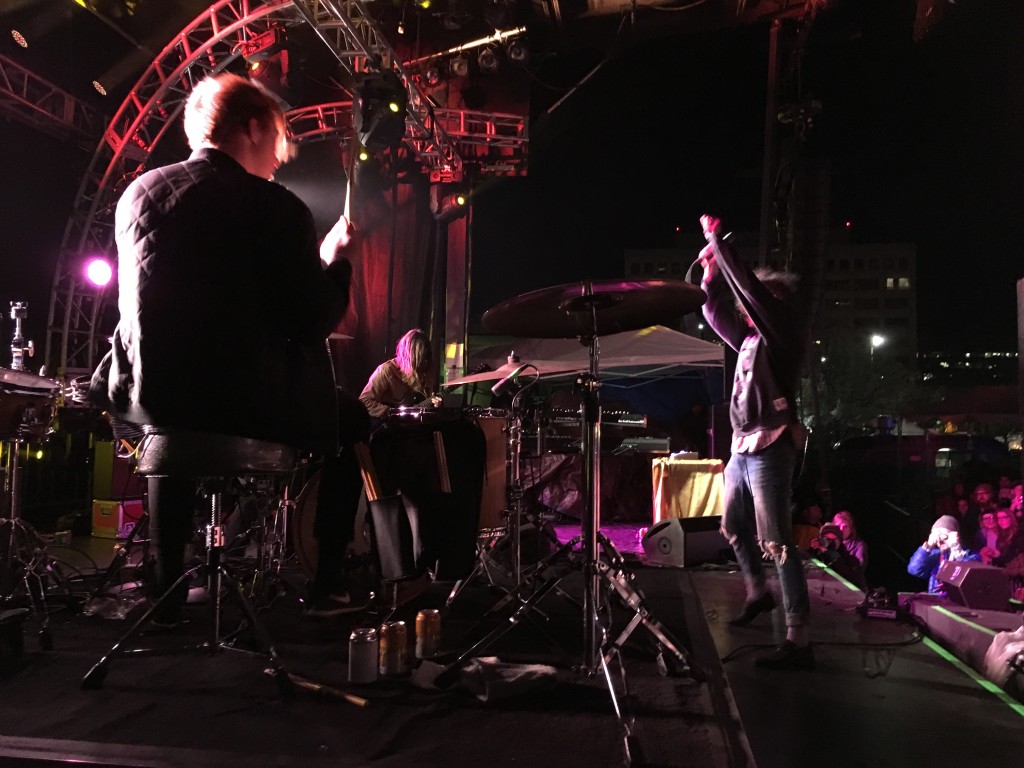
442, 279, 708, 767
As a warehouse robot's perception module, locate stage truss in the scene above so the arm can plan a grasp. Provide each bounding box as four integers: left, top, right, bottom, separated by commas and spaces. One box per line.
44, 0, 528, 380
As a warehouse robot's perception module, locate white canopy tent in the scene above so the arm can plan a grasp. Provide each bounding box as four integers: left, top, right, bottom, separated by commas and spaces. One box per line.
455, 325, 724, 385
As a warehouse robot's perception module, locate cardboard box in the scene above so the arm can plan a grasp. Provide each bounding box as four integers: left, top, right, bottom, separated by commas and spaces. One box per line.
92, 499, 145, 539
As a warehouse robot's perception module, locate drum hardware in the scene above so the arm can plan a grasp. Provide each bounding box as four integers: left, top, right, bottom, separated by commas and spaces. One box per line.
436, 279, 706, 767
8, 302, 33, 373
1, 303, 62, 650
445, 372, 542, 609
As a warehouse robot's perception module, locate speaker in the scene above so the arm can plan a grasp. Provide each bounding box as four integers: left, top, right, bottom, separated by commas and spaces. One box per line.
937, 560, 1011, 611
642, 516, 728, 568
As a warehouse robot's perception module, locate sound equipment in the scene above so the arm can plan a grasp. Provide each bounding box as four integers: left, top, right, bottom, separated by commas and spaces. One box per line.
642, 515, 728, 568
937, 560, 1011, 611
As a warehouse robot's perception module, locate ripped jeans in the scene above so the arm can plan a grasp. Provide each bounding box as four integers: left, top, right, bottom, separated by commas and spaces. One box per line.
722, 437, 809, 627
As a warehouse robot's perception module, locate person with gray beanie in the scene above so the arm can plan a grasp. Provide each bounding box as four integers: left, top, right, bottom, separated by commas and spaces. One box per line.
907, 514, 981, 594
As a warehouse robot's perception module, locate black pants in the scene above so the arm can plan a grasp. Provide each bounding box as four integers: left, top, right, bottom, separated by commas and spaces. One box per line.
310, 388, 371, 599
146, 475, 197, 623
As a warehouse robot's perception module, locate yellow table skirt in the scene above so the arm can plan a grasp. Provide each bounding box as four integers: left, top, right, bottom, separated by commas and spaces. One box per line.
651, 458, 725, 523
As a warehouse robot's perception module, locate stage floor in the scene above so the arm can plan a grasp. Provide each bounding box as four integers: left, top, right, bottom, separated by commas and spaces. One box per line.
1, 528, 1023, 767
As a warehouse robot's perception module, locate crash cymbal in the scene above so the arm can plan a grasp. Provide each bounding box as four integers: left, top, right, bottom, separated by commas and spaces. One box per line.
481, 278, 705, 339
0, 368, 59, 391
445, 359, 528, 386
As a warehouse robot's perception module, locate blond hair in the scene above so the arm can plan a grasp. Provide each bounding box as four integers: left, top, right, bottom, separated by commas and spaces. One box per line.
183, 73, 283, 151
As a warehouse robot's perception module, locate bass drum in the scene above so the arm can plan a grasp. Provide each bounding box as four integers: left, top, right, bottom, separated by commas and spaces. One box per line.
290, 468, 370, 581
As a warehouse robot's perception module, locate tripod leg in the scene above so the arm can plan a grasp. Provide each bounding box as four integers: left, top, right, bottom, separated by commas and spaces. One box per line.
599, 647, 644, 768
90, 512, 149, 600
81, 565, 200, 689
218, 565, 293, 696
435, 571, 567, 689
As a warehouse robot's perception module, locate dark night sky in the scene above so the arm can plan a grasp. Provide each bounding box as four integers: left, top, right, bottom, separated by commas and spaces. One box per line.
1, 0, 1022, 365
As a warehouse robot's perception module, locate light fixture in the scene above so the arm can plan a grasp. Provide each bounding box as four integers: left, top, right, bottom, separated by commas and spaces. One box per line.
424, 64, 442, 87
506, 38, 529, 64
352, 70, 409, 151
11, 29, 28, 48
450, 55, 469, 78
477, 46, 500, 74
430, 185, 469, 223
85, 258, 114, 287
92, 80, 107, 96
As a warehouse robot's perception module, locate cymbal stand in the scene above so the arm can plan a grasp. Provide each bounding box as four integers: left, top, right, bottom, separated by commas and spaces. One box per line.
1, 437, 55, 650
446, 380, 539, 608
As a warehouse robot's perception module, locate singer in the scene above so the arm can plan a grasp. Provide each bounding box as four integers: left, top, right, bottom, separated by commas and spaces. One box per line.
88, 73, 355, 627
699, 213, 814, 670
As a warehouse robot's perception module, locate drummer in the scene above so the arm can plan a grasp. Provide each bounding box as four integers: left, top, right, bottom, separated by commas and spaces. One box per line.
359, 328, 441, 419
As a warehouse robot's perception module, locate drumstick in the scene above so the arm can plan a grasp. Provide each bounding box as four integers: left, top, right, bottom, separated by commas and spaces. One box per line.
287, 673, 369, 707
433, 431, 452, 494
353, 442, 381, 501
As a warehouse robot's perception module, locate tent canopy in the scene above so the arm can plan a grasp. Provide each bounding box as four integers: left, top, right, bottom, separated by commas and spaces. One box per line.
461, 325, 724, 383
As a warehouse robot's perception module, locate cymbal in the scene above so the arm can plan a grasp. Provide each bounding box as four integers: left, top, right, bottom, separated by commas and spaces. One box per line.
0, 368, 59, 390
481, 278, 705, 339
445, 360, 527, 386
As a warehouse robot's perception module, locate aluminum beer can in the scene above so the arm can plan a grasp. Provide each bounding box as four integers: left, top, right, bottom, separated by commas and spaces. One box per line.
378, 620, 408, 676
415, 608, 441, 659
348, 627, 378, 684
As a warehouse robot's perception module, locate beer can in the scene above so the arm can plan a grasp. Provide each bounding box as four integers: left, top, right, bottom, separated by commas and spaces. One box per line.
415, 608, 441, 659
348, 627, 378, 684
378, 620, 408, 677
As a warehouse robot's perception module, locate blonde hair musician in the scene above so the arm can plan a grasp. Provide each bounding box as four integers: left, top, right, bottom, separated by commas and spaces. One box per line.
359, 329, 439, 418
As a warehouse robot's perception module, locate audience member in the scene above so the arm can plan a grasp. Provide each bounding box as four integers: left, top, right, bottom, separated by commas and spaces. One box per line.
907, 515, 980, 595
832, 510, 867, 569
963, 482, 996, 546
973, 509, 1000, 554
984, 509, 1023, 568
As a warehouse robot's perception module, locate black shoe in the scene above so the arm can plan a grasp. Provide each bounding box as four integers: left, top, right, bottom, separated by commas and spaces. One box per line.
755, 641, 815, 670
728, 592, 777, 626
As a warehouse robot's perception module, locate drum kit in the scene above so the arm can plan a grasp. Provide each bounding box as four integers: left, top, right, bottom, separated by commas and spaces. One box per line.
0, 303, 62, 649
434, 277, 707, 765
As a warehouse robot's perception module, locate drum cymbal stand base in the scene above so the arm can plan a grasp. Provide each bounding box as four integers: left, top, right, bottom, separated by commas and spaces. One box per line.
81, 478, 293, 695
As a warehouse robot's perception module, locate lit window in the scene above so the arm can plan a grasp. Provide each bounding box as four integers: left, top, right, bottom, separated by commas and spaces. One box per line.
898, 277, 910, 289
886, 277, 895, 289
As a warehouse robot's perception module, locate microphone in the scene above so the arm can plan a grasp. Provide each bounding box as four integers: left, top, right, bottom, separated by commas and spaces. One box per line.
491, 364, 530, 398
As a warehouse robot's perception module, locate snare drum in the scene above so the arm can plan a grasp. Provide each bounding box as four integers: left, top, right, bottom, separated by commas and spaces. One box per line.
0, 368, 59, 440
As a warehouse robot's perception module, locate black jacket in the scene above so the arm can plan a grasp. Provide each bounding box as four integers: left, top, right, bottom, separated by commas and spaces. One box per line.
93, 148, 351, 452
701, 235, 807, 438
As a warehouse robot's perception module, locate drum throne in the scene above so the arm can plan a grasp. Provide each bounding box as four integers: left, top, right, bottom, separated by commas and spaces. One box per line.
82, 429, 298, 694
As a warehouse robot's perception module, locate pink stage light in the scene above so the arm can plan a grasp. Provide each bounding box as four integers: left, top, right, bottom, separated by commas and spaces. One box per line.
85, 259, 113, 287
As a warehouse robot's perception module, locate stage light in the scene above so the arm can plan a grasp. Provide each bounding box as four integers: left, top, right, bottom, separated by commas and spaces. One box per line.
240, 26, 286, 64
424, 64, 442, 87
11, 30, 27, 48
430, 185, 469, 223
506, 38, 529, 64
450, 55, 469, 78
358, 146, 370, 162
85, 258, 114, 287
415, 0, 432, 8
92, 80, 107, 96
477, 46, 500, 74
247, 49, 293, 108
352, 70, 409, 151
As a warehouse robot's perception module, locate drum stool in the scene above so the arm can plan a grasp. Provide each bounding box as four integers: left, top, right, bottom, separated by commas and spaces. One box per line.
81, 430, 298, 694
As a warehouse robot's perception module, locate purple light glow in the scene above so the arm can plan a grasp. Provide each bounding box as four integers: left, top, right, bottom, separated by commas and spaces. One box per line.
86, 259, 113, 287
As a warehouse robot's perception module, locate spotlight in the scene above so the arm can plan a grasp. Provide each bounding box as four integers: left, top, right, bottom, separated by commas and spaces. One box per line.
92, 80, 107, 96
247, 49, 293, 108
477, 46, 500, 74
506, 38, 529, 65
240, 26, 286, 64
424, 64, 442, 87
430, 185, 469, 223
85, 258, 114, 287
450, 55, 469, 78
352, 70, 409, 151
11, 30, 28, 48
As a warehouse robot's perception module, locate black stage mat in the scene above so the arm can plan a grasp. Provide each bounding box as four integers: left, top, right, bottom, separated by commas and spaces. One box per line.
0, 557, 741, 768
